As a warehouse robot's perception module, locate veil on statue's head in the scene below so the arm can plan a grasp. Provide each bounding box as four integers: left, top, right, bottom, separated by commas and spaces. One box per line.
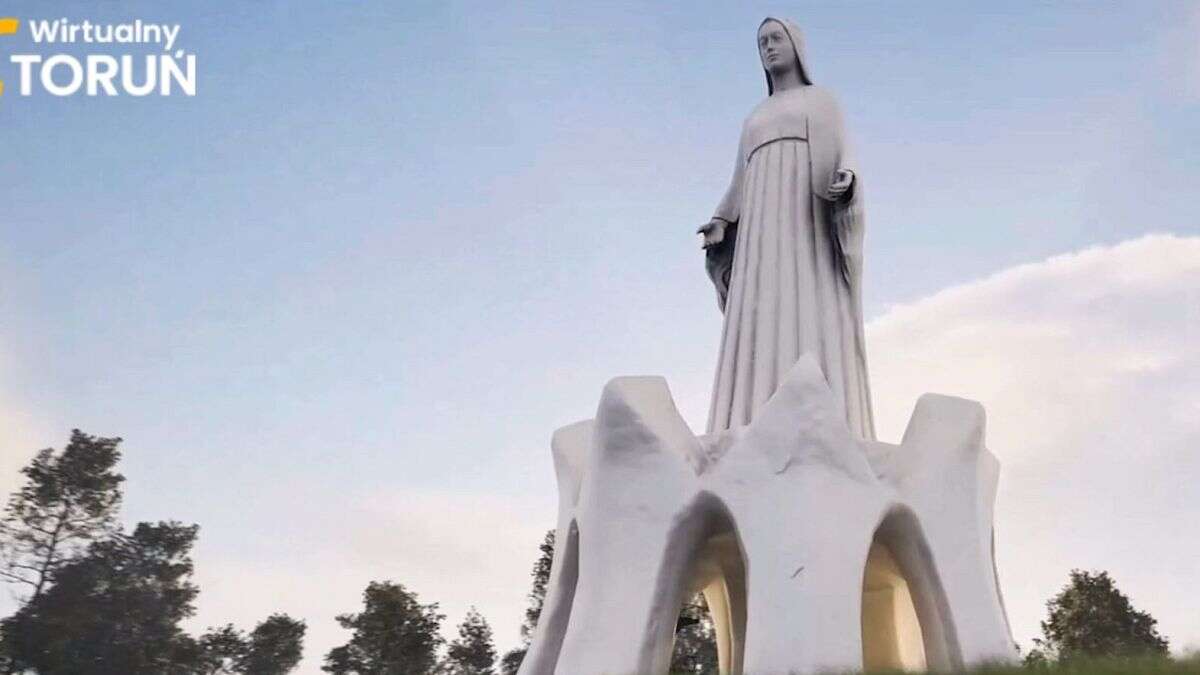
759, 17, 813, 94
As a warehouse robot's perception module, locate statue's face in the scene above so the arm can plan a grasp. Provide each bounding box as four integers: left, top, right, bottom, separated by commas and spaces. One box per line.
758, 20, 796, 75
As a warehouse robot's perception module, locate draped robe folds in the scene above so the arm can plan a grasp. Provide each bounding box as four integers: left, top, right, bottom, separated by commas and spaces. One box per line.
705, 84, 875, 439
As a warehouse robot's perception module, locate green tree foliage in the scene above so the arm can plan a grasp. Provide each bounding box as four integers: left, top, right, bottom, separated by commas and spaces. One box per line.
670, 594, 719, 674
498, 650, 524, 675
443, 608, 497, 675
0, 431, 306, 675
0, 430, 124, 604
323, 581, 445, 675
500, 529, 555, 675
199, 615, 307, 675
242, 614, 307, 675
198, 624, 248, 674
0, 521, 202, 674
1027, 569, 1170, 664
521, 531, 555, 643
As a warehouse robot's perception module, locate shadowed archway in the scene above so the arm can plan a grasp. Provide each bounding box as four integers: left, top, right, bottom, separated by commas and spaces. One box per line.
649, 492, 749, 675
861, 507, 963, 672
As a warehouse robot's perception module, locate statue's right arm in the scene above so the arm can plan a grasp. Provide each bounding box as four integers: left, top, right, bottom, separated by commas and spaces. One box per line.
699, 128, 746, 248
713, 129, 746, 225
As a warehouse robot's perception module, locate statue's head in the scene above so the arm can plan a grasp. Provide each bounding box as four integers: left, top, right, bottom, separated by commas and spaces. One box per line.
758, 17, 812, 94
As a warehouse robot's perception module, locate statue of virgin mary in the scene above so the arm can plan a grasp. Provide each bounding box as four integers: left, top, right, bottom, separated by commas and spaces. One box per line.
699, 17, 875, 439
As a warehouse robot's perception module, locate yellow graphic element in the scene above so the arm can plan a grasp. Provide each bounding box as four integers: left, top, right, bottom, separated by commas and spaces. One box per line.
0, 18, 16, 96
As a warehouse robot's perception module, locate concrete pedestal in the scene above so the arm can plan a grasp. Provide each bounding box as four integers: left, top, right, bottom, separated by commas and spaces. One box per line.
518, 355, 1017, 675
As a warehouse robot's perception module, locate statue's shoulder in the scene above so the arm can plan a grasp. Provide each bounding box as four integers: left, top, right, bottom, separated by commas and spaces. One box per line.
744, 96, 773, 121
742, 93, 786, 126
747, 87, 841, 113
806, 86, 842, 111
803, 86, 847, 129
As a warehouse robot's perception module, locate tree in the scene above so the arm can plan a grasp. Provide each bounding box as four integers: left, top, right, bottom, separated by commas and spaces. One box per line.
670, 594, 719, 674
199, 615, 307, 675
500, 530, 555, 674
0, 430, 124, 604
0, 521, 202, 674
198, 624, 248, 674
443, 608, 496, 675
521, 531, 555, 644
323, 581, 445, 675
1027, 569, 1169, 663
498, 651, 524, 675
242, 614, 307, 675
0, 431, 309, 675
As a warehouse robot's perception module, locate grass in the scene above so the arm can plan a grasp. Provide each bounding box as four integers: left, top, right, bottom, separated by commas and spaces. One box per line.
825, 654, 1200, 675
973, 655, 1200, 674
665, 655, 1200, 675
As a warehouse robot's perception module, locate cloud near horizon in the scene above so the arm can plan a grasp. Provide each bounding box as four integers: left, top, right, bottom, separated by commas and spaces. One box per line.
868, 233, 1200, 654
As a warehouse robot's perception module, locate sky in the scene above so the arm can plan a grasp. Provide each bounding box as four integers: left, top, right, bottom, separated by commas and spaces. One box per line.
1, 1, 1198, 672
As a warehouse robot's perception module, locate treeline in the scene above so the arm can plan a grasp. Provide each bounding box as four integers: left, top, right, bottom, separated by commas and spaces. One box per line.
0, 431, 717, 675
0, 431, 304, 674
0, 431, 1182, 674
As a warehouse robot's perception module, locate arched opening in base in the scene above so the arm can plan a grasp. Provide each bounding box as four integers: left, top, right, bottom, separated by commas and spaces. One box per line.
861, 507, 962, 672
862, 541, 927, 671
662, 493, 748, 675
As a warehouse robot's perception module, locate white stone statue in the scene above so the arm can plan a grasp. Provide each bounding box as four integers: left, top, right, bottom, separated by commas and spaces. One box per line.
699, 17, 874, 440
513, 18, 1018, 675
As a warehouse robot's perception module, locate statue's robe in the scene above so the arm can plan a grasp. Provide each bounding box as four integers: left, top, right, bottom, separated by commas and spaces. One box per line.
705, 22, 873, 438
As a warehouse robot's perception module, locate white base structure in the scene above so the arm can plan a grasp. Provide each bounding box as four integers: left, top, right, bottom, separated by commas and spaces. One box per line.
518, 356, 1017, 675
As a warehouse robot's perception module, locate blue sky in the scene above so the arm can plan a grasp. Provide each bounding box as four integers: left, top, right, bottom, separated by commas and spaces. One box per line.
1, 1, 1198, 672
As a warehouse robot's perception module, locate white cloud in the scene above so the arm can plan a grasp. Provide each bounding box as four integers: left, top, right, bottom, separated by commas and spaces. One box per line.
868, 233, 1200, 654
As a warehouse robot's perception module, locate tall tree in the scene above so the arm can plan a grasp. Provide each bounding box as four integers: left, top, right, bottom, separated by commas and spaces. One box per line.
323, 581, 445, 675
0, 430, 124, 604
0, 432, 309, 675
198, 624, 247, 674
198, 615, 306, 675
1027, 569, 1169, 663
0, 521, 202, 674
498, 651, 524, 675
500, 530, 555, 675
520, 531, 555, 644
241, 614, 307, 675
443, 608, 497, 675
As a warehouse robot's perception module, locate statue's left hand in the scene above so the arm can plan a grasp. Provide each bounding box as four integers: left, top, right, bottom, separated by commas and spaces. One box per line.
698, 218, 728, 249
828, 169, 854, 201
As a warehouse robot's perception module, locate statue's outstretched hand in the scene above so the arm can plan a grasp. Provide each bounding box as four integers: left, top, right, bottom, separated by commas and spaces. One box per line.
828, 169, 855, 201
698, 218, 728, 249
